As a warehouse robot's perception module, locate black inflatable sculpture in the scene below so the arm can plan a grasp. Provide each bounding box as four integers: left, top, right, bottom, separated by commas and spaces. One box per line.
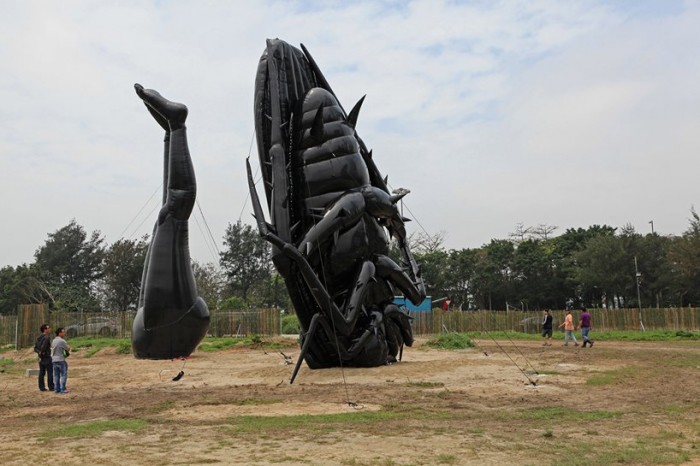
132, 84, 210, 359
248, 39, 426, 382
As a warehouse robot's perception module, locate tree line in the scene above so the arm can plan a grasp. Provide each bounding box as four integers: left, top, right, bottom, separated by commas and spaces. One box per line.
2, 211, 700, 315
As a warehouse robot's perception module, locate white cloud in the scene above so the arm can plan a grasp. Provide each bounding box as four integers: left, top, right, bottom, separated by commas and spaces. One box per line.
1, 0, 699, 267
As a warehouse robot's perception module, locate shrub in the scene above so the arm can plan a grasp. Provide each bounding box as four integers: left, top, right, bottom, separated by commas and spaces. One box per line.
281, 314, 300, 334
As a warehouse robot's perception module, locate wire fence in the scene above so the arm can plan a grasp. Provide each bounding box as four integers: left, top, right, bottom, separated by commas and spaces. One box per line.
1, 306, 698, 349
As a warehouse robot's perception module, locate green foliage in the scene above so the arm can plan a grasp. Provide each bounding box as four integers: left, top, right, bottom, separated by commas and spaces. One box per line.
281, 313, 300, 334
34, 219, 106, 312
192, 261, 226, 311
100, 237, 148, 312
0, 264, 56, 314
425, 333, 474, 349
116, 340, 132, 354
218, 295, 247, 310
219, 221, 272, 302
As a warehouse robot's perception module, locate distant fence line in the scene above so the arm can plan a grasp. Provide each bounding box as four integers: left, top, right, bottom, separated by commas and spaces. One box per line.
412, 307, 700, 334
0, 307, 281, 349
1, 306, 698, 349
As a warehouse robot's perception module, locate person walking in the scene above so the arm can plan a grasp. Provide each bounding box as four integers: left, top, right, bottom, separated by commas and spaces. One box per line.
51, 327, 71, 394
541, 309, 553, 346
34, 323, 54, 392
558, 309, 579, 346
579, 307, 594, 348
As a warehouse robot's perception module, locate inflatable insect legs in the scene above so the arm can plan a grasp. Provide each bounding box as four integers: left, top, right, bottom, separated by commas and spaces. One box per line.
132, 84, 210, 359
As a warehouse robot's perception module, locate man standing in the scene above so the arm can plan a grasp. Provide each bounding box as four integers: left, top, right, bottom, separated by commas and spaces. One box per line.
558, 309, 579, 346
51, 327, 71, 394
35, 324, 54, 392
541, 309, 553, 346
579, 307, 594, 348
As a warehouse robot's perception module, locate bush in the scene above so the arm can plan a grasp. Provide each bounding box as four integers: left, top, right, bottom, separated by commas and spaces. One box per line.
281, 314, 300, 334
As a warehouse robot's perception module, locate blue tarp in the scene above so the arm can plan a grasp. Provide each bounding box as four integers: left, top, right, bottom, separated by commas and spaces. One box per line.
393, 296, 432, 312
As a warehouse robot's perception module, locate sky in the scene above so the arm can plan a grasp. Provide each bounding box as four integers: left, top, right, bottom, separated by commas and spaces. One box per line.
1, 0, 699, 268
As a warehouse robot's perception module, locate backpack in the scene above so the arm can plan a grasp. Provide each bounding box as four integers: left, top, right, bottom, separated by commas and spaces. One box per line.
34, 335, 49, 357
34, 335, 43, 354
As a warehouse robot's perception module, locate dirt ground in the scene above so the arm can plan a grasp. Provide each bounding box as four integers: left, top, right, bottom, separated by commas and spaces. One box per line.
1, 337, 699, 465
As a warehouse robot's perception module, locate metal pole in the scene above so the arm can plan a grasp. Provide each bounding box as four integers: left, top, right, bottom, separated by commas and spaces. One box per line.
649, 220, 654, 234
634, 256, 645, 332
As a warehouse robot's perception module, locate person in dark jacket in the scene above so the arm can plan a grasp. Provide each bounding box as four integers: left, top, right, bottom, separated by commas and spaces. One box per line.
541, 309, 553, 346
35, 323, 54, 392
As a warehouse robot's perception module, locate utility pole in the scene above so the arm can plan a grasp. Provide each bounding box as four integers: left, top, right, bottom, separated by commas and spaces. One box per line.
634, 256, 646, 332
648, 220, 654, 234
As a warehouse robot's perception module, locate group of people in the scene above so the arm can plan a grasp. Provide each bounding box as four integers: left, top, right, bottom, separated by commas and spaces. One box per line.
540, 308, 594, 347
34, 324, 71, 394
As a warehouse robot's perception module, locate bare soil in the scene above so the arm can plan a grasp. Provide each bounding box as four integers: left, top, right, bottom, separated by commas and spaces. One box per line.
1, 337, 699, 465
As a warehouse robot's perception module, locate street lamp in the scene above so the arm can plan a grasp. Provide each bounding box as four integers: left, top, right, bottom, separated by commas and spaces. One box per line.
649, 220, 654, 234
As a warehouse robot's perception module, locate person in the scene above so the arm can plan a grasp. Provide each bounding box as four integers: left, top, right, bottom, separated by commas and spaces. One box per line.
579, 307, 594, 348
558, 309, 579, 346
51, 327, 71, 394
34, 323, 54, 392
541, 309, 553, 346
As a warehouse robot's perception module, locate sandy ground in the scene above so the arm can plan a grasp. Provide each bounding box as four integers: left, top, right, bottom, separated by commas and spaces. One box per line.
1, 337, 699, 465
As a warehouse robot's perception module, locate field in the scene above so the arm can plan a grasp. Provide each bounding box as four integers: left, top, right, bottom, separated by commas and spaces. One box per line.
1, 335, 699, 465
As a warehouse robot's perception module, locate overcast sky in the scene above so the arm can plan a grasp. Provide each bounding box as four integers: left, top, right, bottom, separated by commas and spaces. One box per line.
1, 0, 699, 268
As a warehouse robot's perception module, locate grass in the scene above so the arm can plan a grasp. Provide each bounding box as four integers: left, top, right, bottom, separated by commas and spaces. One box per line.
40, 419, 147, 440
226, 411, 407, 434
552, 436, 693, 466
1, 332, 696, 464
405, 379, 445, 388
426, 332, 474, 349
586, 366, 638, 386
0, 344, 14, 353
460, 329, 700, 342
507, 407, 622, 422
198, 335, 291, 352
68, 337, 133, 357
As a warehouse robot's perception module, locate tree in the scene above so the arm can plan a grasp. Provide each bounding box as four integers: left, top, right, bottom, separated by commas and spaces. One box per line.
667, 208, 700, 306
407, 231, 446, 255
99, 237, 149, 311
192, 261, 226, 310
33, 220, 105, 311
470, 239, 515, 310
575, 235, 629, 307
414, 248, 449, 300
0, 265, 49, 314
219, 221, 272, 302
445, 248, 478, 309
512, 239, 554, 309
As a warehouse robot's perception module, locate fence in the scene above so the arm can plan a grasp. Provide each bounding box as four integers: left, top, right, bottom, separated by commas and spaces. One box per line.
0, 307, 282, 349
208, 309, 280, 337
410, 307, 700, 335
2, 306, 698, 348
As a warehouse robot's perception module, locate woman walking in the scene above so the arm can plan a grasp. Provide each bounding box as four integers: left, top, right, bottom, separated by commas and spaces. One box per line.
558, 309, 579, 346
